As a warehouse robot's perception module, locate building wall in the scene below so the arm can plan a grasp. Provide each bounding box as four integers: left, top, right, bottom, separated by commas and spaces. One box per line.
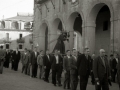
0, 30, 32, 51
34, 0, 120, 55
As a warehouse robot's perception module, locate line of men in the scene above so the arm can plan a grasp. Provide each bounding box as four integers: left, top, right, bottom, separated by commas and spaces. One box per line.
20, 47, 120, 90
0, 46, 21, 73
0, 45, 120, 90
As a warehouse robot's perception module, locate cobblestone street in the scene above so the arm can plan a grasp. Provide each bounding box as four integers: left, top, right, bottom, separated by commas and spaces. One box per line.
0, 63, 119, 90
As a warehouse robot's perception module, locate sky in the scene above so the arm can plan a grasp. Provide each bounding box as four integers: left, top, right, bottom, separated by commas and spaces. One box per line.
0, 0, 34, 20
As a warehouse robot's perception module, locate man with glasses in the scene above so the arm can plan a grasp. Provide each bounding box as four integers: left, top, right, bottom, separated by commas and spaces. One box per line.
93, 49, 111, 90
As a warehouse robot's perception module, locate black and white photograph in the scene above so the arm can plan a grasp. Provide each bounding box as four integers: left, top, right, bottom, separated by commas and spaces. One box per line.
0, 0, 120, 90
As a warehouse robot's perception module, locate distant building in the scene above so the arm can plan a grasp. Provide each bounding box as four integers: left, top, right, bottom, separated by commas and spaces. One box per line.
0, 13, 33, 51
34, 0, 120, 55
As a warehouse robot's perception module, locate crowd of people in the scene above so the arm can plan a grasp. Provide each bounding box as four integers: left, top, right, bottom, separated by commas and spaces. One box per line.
0, 45, 120, 90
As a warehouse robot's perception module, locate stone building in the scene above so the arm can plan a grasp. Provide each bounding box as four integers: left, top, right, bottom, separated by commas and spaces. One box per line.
0, 13, 33, 51
34, 0, 120, 55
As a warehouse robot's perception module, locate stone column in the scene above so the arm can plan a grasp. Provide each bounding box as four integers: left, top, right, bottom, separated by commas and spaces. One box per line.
110, 18, 120, 54
84, 21, 96, 54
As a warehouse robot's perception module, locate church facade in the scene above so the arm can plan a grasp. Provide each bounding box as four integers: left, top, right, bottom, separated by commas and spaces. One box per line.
34, 0, 120, 55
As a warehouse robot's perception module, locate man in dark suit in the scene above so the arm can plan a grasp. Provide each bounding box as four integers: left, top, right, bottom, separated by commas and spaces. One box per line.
93, 49, 111, 90
63, 50, 71, 89
70, 49, 78, 90
90, 54, 95, 85
0, 46, 5, 74
77, 48, 91, 90
4, 49, 10, 68
112, 53, 119, 82
117, 57, 120, 89
10, 50, 14, 70
51, 50, 63, 86
13, 48, 21, 71
43, 49, 52, 82
31, 47, 39, 78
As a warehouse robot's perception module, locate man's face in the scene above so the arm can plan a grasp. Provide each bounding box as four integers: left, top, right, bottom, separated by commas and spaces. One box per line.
85, 49, 90, 55
41, 51, 44, 55
67, 51, 71, 56
100, 50, 105, 57
55, 50, 58, 55
34, 48, 37, 51
46, 50, 49, 55
92, 54, 95, 59
72, 50, 77, 56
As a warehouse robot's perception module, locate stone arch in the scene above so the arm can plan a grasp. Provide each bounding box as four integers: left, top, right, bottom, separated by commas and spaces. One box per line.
87, 2, 114, 22
39, 22, 49, 51
86, 2, 113, 55
66, 12, 83, 52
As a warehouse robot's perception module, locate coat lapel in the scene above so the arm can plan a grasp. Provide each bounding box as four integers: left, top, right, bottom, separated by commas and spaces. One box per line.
99, 56, 105, 68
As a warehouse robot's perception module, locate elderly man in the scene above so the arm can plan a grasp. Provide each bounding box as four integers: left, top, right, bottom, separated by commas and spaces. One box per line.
93, 49, 111, 90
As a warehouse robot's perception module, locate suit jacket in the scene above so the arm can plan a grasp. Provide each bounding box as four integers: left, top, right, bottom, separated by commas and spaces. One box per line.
43, 54, 52, 68
63, 56, 70, 71
13, 51, 21, 63
117, 59, 120, 82
77, 54, 91, 76
51, 55, 63, 70
70, 56, 77, 75
31, 51, 39, 65
37, 55, 44, 66
5, 51, 10, 62
93, 56, 111, 81
21, 52, 29, 65
0, 49, 5, 61
112, 58, 119, 69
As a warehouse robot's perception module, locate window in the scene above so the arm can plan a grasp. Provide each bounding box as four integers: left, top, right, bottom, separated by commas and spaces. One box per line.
6, 44, 9, 49
19, 34, 22, 39
103, 21, 108, 31
19, 44, 23, 49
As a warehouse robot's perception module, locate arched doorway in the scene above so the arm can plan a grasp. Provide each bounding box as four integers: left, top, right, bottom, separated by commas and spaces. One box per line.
40, 23, 48, 52
67, 12, 83, 52
87, 3, 112, 55
52, 18, 65, 54
95, 5, 111, 55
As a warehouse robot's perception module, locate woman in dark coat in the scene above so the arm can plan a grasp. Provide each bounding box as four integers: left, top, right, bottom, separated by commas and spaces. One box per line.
117, 58, 120, 89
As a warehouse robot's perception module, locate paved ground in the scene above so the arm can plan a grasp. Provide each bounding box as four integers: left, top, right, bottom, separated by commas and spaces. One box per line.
0, 63, 119, 90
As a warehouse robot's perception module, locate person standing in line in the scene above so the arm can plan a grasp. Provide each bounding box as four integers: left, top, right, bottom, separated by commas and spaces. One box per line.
117, 57, 120, 89
43, 49, 52, 82
90, 54, 95, 85
63, 50, 71, 89
51, 50, 63, 86
70, 49, 78, 90
58, 50, 63, 78
10, 50, 14, 70
27, 50, 32, 76
77, 48, 91, 90
93, 49, 111, 90
112, 53, 119, 83
109, 54, 114, 81
21, 48, 27, 73
37, 50, 45, 79
13, 48, 21, 71
24, 49, 29, 75
31, 47, 39, 78
4, 49, 10, 68
0, 46, 5, 74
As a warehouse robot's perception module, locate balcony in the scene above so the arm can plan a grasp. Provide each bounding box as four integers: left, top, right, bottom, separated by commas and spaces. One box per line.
16, 38, 25, 43
3, 40, 11, 44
